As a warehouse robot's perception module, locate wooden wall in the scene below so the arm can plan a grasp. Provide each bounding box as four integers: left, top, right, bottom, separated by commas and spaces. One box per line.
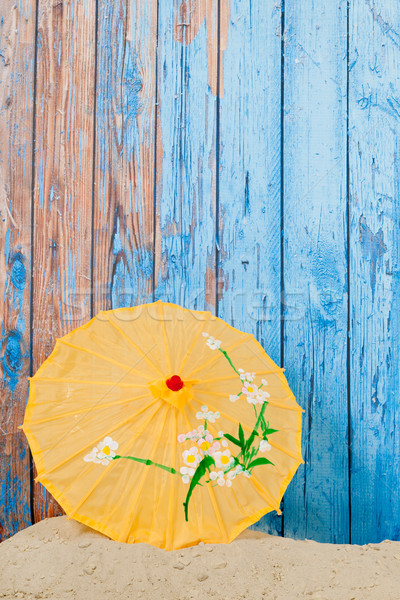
1, 0, 399, 544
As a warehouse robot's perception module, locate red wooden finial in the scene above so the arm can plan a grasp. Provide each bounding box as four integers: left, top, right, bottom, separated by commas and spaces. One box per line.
166, 375, 184, 392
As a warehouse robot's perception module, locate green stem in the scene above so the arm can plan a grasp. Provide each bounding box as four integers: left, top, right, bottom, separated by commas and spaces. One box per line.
218, 348, 241, 377
254, 402, 267, 432
113, 455, 176, 474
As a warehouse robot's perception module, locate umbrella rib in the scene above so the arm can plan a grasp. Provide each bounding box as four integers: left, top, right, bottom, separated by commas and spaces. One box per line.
116, 406, 171, 542
68, 403, 168, 519
58, 340, 147, 377
249, 476, 282, 513
268, 440, 304, 463
148, 406, 176, 548
181, 409, 229, 543
105, 316, 164, 377
26, 393, 150, 425
177, 317, 210, 375
197, 370, 284, 385
165, 409, 178, 550
31, 378, 147, 388
180, 410, 201, 535
208, 391, 302, 411
158, 301, 172, 373
187, 335, 253, 378
35, 399, 162, 478
56, 401, 165, 500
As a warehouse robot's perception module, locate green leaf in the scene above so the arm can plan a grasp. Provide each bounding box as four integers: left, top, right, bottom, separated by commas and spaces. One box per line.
183, 455, 215, 521
262, 428, 278, 436
224, 433, 242, 448
247, 457, 274, 469
245, 429, 259, 452
238, 424, 245, 448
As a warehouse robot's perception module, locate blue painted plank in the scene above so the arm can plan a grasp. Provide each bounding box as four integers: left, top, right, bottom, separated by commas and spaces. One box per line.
154, 0, 219, 309
283, 0, 349, 542
349, 0, 400, 543
94, 0, 158, 310
217, 0, 283, 537
0, 0, 35, 540
32, 0, 95, 520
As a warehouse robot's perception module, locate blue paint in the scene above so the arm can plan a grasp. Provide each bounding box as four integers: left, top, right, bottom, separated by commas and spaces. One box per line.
359, 215, 388, 301
349, 0, 400, 544
10, 252, 26, 292
3, 0, 400, 547
1, 330, 25, 392
283, 0, 349, 543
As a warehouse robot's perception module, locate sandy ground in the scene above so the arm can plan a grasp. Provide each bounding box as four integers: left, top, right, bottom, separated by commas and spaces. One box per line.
1, 517, 400, 599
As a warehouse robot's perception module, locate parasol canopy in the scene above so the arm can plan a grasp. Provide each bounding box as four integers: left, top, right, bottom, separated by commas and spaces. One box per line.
22, 301, 303, 550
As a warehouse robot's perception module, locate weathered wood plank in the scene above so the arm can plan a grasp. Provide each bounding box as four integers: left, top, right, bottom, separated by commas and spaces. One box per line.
217, 0, 283, 536
93, 0, 158, 311
283, 0, 349, 542
32, 0, 95, 520
0, 0, 36, 540
154, 0, 220, 309
349, 0, 400, 543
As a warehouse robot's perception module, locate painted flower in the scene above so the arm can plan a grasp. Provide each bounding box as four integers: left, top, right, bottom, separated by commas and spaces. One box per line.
177, 433, 187, 443
229, 394, 239, 402
227, 465, 243, 480
206, 336, 222, 350
241, 380, 259, 398
214, 449, 234, 471
180, 466, 195, 484
210, 470, 233, 487
254, 389, 270, 404
196, 405, 220, 423
242, 381, 270, 405
83, 447, 102, 464
197, 434, 214, 453
259, 440, 272, 453
239, 371, 255, 382
261, 378, 268, 386
182, 446, 201, 468
84, 437, 118, 466
97, 437, 119, 460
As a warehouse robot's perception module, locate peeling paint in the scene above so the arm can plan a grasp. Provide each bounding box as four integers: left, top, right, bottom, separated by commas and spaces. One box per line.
174, 0, 230, 97
359, 215, 388, 301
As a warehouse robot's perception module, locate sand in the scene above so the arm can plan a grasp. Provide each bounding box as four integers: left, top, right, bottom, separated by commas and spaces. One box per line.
1, 517, 400, 599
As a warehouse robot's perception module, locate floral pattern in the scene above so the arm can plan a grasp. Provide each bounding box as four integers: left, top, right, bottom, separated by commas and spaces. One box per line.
84, 334, 278, 523
84, 436, 119, 465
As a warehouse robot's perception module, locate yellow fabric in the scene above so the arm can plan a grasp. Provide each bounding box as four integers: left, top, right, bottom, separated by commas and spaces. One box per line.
148, 378, 197, 411
22, 301, 304, 550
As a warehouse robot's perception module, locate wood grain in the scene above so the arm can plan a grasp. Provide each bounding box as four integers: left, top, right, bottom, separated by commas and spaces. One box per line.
154, 0, 221, 310
349, 0, 400, 543
282, 0, 350, 542
217, 0, 283, 536
93, 0, 158, 311
31, 0, 95, 520
0, 0, 35, 540
173, 0, 230, 97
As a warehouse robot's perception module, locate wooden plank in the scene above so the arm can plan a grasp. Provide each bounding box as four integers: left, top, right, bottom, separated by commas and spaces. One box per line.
93, 0, 158, 311
0, 0, 36, 540
283, 0, 349, 542
217, 0, 283, 536
32, 0, 95, 521
154, 0, 220, 309
349, 0, 400, 543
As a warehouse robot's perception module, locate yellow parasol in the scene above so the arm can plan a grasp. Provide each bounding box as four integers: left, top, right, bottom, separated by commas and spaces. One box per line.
22, 301, 304, 550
